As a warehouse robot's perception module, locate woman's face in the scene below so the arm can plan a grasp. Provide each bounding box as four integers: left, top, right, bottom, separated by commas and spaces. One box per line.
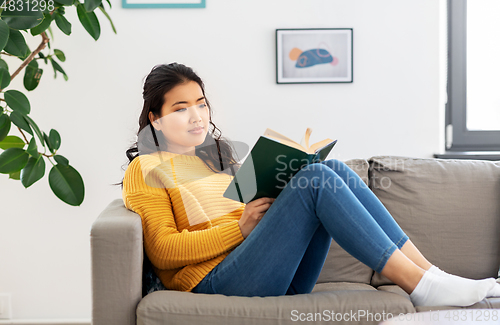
149, 80, 209, 155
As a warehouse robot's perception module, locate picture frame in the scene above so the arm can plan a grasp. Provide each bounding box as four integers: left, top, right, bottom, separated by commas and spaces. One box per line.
276, 28, 353, 84
122, 0, 205, 9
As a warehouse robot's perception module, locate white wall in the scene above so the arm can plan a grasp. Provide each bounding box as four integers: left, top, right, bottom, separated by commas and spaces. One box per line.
0, 0, 444, 320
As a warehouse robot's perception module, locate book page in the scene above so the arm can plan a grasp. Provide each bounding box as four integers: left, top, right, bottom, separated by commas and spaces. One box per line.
299, 128, 312, 150
310, 138, 335, 153
263, 128, 306, 152
263, 128, 333, 154
263, 128, 298, 144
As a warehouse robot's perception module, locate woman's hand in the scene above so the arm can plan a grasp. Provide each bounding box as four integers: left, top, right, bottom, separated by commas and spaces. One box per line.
238, 197, 276, 239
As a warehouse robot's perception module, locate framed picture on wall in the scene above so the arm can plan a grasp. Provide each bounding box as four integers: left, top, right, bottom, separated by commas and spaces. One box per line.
276, 28, 353, 84
122, 0, 205, 9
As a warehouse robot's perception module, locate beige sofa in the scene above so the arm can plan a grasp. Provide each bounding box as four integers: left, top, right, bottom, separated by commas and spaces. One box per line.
91, 156, 500, 325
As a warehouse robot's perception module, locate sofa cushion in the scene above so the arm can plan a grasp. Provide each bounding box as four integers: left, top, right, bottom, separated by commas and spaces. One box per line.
137, 286, 415, 325
376, 285, 409, 301
316, 159, 374, 285
415, 297, 500, 312
369, 287, 500, 315
312, 282, 377, 293
368, 156, 500, 287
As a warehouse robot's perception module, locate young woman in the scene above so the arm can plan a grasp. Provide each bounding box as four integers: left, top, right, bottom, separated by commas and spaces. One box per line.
120, 62, 500, 307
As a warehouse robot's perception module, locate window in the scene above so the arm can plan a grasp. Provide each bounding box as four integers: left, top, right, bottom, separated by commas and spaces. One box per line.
444, 0, 500, 155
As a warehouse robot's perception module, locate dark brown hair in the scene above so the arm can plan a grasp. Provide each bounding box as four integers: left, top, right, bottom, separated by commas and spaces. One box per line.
115, 63, 240, 188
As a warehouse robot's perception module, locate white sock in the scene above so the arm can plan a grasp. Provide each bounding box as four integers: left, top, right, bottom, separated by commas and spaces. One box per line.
429, 265, 500, 298
409, 269, 496, 307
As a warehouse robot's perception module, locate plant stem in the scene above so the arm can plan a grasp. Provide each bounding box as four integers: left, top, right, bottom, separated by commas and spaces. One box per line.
9, 32, 50, 83
41, 151, 56, 166
17, 126, 29, 144
0, 52, 17, 57
17, 126, 56, 159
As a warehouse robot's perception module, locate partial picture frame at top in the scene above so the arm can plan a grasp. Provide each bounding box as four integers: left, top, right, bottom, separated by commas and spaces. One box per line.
276, 28, 353, 84
122, 0, 205, 9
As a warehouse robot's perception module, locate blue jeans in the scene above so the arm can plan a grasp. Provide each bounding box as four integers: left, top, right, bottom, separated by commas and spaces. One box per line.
192, 159, 409, 297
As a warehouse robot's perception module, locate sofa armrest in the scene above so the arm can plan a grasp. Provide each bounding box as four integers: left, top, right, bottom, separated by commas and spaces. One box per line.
91, 199, 143, 325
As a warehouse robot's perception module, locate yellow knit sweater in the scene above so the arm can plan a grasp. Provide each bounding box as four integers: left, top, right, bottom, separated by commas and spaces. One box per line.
122, 151, 246, 292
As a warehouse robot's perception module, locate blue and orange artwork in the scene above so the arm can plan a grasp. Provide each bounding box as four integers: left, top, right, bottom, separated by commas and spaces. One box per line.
289, 47, 339, 68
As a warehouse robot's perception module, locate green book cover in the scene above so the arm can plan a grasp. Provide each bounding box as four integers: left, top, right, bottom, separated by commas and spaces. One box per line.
223, 135, 337, 204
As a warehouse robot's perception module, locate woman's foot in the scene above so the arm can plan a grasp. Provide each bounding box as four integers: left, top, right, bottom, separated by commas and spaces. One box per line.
428, 265, 500, 298
409, 270, 496, 307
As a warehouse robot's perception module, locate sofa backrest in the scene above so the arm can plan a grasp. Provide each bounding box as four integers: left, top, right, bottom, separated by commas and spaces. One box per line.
368, 156, 500, 286
317, 156, 500, 287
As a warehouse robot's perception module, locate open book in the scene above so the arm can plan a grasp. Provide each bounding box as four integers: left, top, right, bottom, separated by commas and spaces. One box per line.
223, 128, 337, 204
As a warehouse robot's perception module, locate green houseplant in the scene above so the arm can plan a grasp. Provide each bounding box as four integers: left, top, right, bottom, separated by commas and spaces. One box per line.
0, 0, 115, 205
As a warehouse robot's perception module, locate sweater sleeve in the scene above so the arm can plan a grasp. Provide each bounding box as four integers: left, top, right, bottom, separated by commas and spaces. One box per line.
122, 158, 245, 271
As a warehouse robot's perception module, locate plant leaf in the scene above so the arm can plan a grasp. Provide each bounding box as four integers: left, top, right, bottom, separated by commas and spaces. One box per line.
50, 57, 56, 78
0, 67, 10, 89
30, 12, 53, 36
56, 6, 66, 15
22, 114, 44, 147
55, 0, 74, 6
5, 90, 30, 114
21, 154, 45, 187
47, 25, 53, 44
76, 4, 100, 40
4, 28, 29, 57
0, 19, 10, 52
38, 52, 48, 64
26, 136, 39, 157
9, 111, 32, 135
0, 113, 11, 141
0, 59, 9, 71
49, 129, 60, 150
49, 164, 85, 206
1, 5, 44, 30
19, 47, 32, 61
98, 4, 116, 34
9, 170, 20, 180
84, 0, 101, 13
0, 135, 25, 149
43, 131, 53, 153
54, 154, 68, 166
0, 147, 29, 174
54, 49, 66, 62
23, 63, 43, 91
54, 12, 72, 35
28, 58, 39, 69
50, 58, 68, 80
